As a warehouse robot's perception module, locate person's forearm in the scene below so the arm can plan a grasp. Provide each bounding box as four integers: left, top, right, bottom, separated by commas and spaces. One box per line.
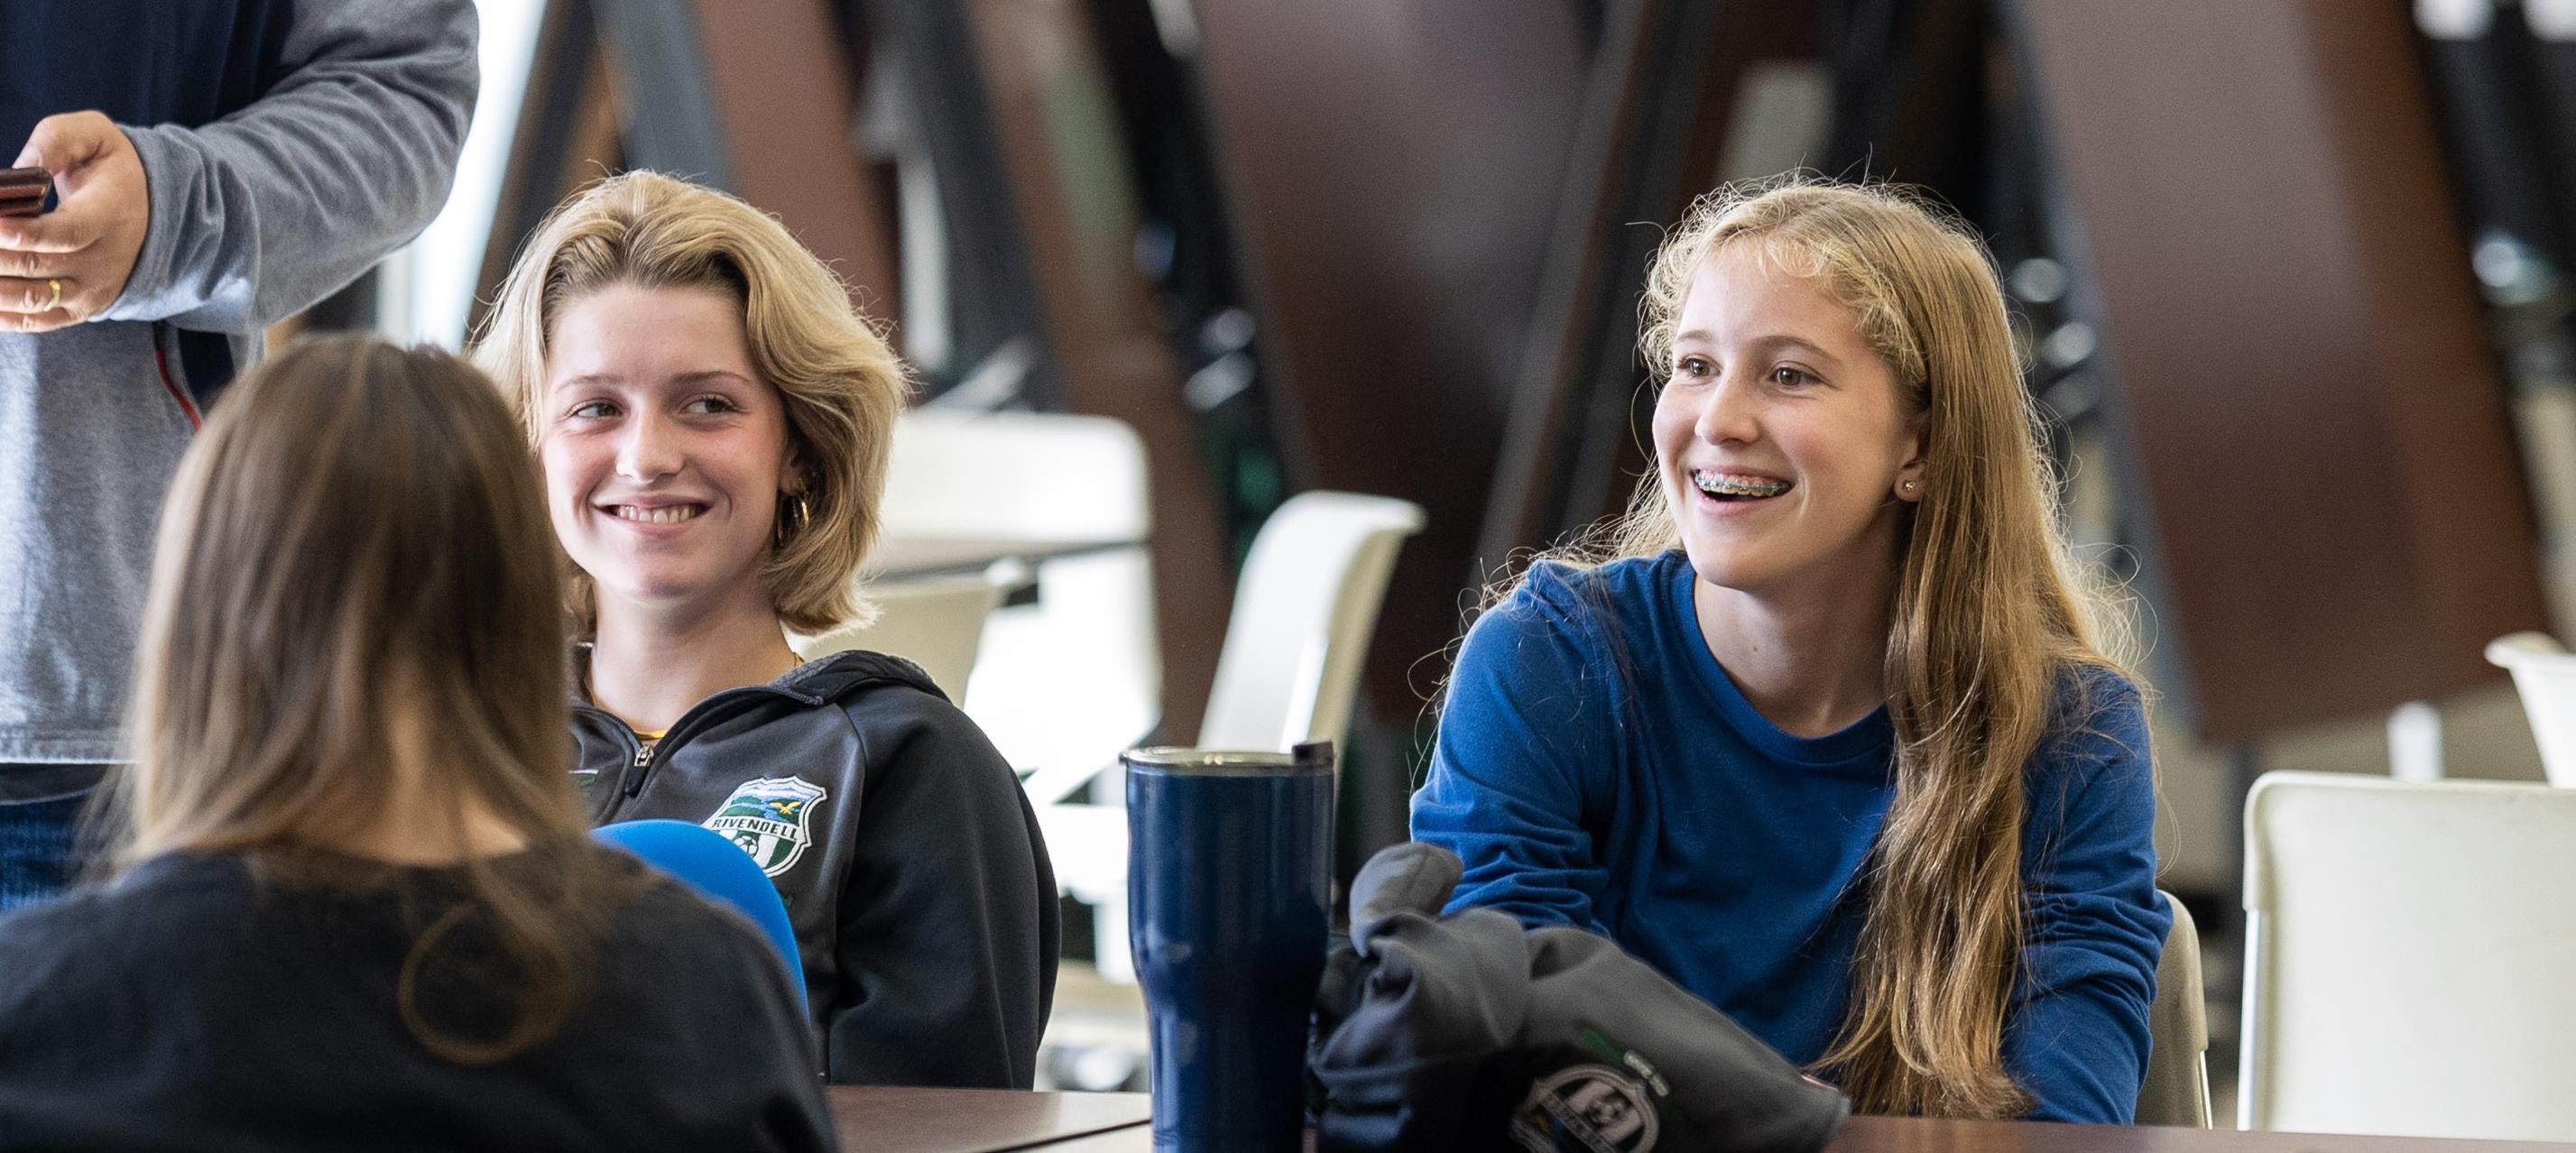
103, 0, 476, 331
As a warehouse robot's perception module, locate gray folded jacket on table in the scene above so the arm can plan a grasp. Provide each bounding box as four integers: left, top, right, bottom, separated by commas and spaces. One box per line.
1309, 841, 1851, 1153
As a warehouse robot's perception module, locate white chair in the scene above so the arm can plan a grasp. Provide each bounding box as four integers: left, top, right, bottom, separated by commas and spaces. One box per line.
877, 408, 1150, 547
2239, 770, 2576, 1139
2136, 890, 2211, 1128
876, 409, 1161, 779
1029, 491, 1427, 982
791, 571, 1011, 703
2487, 632, 2576, 787
1199, 492, 1430, 752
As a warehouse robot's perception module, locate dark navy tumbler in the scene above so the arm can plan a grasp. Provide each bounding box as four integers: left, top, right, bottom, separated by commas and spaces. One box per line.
1124, 743, 1334, 1152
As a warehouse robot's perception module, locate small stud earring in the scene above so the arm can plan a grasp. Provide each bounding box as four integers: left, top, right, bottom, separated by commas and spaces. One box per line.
1900, 479, 1918, 493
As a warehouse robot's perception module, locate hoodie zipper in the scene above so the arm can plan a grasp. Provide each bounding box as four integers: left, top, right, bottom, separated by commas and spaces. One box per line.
577, 650, 914, 816
587, 684, 817, 814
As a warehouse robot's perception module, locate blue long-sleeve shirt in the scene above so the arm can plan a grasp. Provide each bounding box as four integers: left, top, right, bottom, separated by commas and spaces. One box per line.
1411, 552, 2168, 1122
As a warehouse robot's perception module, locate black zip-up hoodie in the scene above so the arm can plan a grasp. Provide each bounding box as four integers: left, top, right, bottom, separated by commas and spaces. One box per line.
572, 649, 1058, 1088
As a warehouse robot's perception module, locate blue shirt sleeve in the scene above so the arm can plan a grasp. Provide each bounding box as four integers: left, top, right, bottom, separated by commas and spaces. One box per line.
1410, 567, 1621, 936
2006, 670, 2172, 1123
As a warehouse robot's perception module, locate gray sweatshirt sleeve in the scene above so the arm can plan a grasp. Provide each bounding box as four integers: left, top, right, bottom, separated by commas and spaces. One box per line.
97, 0, 478, 332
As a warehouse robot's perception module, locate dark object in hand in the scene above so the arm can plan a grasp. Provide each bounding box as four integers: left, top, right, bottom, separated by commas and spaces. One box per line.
0, 167, 51, 218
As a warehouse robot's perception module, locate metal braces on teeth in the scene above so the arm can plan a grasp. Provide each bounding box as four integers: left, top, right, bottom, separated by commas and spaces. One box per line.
1695, 475, 1790, 497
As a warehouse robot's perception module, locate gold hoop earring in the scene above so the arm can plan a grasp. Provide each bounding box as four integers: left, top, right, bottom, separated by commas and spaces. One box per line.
776, 493, 812, 548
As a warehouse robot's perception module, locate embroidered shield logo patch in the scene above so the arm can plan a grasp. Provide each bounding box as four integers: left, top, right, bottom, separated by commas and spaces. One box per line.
1511, 1064, 1661, 1153
703, 776, 829, 877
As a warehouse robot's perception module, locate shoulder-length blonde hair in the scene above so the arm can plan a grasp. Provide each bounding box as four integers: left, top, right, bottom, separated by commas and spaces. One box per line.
107, 334, 620, 1064
474, 170, 910, 636
1545, 179, 2134, 1117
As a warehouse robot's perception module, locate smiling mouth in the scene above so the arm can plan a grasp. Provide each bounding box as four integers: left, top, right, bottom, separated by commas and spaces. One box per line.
606, 503, 706, 524
1691, 470, 1792, 501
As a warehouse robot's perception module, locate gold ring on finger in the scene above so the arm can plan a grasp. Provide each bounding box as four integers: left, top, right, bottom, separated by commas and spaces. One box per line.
42, 278, 61, 313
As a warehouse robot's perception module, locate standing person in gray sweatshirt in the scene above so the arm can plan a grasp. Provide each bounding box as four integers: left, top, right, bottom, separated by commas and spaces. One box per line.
0, 1, 479, 909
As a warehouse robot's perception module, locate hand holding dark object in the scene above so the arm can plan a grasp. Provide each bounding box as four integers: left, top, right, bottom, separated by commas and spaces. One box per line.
0, 113, 151, 333
0, 167, 48, 217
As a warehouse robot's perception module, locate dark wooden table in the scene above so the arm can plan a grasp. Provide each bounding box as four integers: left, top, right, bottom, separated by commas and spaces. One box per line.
826, 1087, 1150, 1152
826, 1090, 2576, 1152
1819, 1117, 2576, 1152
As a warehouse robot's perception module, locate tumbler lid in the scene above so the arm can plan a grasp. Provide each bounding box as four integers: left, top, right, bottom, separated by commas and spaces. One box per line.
1122, 741, 1335, 773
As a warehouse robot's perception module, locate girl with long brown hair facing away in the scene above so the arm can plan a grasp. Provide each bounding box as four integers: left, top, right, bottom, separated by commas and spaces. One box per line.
476, 171, 1056, 1088
0, 337, 833, 1150
1413, 180, 2168, 1121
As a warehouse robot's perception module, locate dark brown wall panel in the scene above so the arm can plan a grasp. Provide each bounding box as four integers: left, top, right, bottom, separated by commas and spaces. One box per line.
689, 0, 899, 323
2015, 0, 2547, 741
963, 0, 1234, 740
1193, 0, 1593, 713
1482, 0, 1821, 569
474, 0, 893, 337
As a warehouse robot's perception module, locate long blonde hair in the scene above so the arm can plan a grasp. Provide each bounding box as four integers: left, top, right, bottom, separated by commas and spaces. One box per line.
1544, 180, 2130, 1117
109, 335, 623, 1064
474, 170, 910, 635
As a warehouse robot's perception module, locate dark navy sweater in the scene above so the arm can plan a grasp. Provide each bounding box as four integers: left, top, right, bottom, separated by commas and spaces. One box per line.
0, 3, 293, 144
1411, 552, 2168, 1122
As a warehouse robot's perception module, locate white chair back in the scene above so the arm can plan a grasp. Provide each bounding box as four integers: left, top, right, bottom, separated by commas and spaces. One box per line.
2240, 770, 2576, 1139
1197, 491, 1426, 753
792, 573, 1007, 703
880, 409, 1160, 779
880, 409, 1150, 544
2137, 890, 2211, 1128
1035, 490, 1426, 984
2487, 632, 2576, 788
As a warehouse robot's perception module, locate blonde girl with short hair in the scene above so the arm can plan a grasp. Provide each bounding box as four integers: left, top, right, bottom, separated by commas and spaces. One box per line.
476, 171, 1057, 1089
1413, 180, 2168, 1121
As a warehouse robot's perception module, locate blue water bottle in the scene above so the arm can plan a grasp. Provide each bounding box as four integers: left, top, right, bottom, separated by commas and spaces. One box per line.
1125, 743, 1335, 1151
